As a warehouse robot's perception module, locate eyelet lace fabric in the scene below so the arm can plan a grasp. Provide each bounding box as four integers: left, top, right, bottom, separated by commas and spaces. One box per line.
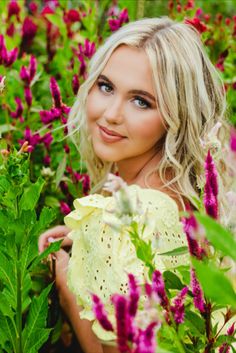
64, 185, 189, 341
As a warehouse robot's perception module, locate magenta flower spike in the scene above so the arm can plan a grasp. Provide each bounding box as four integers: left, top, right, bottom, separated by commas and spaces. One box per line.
128, 274, 140, 317
204, 181, 218, 219
29, 55, 37, 80
77, 53, 87, 78
112, 294, 130, 353
6, 47, 18, 67
20, 66, 30, 85
170, 287, 188, 324
11, 97, 23, 119
152, 270, 169, 308
191, 269, 205, 313
91, 294, 114, 332
43, 155, 51, 166
60, 201, 71, 215
205, 151, 218, 197
50, 77, 62, 108
230, 129, 236, 152
218, 323, 235, 353
182, 215, 205, 260
41, 132, 53, 149
0, 35, 18, 67
119, 9, 129, 24
7, 0, 21, 21
24, 87, 32, 107
108, 18, 121, 32
6, 23, 15, 37
72, 74, 80, 95
135, 322, 158, 353
22, 17, 37, 43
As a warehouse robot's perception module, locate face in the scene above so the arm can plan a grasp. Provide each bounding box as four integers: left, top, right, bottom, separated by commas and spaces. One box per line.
86, 45, 166, 164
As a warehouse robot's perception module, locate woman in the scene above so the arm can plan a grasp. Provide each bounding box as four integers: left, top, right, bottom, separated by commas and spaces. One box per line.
39, 17, 229, 353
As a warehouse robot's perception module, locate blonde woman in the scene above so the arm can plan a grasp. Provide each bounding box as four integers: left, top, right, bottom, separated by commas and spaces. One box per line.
39, 17, 229, 353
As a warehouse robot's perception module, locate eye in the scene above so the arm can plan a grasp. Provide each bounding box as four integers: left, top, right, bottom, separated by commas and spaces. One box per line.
97, 81, 113, 94
133, 96, 151, 109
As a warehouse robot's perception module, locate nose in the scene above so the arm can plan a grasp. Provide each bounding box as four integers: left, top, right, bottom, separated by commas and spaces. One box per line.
103, 95, 124, 125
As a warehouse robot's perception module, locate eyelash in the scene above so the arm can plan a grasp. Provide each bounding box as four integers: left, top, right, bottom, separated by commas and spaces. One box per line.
97, 81, 152, 110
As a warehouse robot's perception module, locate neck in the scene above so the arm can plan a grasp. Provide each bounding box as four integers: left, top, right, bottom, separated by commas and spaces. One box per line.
116, 150, 163, 187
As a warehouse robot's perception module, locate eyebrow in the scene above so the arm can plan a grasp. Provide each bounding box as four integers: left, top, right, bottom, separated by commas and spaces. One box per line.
98, 74, 156, 103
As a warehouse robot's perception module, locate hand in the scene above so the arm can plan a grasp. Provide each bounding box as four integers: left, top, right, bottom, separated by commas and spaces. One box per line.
38, 225, 72, 253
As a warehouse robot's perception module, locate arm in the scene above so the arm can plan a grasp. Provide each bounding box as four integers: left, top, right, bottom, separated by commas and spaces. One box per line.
54, 249, 104, 353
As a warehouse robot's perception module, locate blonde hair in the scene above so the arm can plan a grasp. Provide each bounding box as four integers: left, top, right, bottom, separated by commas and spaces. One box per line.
68, 17, 230, 211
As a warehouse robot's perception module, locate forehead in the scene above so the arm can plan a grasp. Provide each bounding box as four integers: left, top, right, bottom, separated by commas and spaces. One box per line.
102, 45, 155, 92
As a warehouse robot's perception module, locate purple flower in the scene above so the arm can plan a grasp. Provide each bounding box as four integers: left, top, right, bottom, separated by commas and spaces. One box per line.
40, 110, 55, 125
218, 323, 235, 353
0, 35, 18, 67
60, 201, 71, 215
43, 155, 51, 166
205, 151, 218, 197
230, 129, 236, 152
19, 127, 40, 151
72, 74, 80, 95
24, 87, 32, 107
78, 39, 96, 59
108, 8, 129, 32
7, 0, 20, 21
11, 97, 23, 120
112, 294, 130, 353
50, 77, 62, 108
22, 17, 37, 44
29, 1, 38, 14
170, 287, 188, 324
204, 181, 218, 219
29, 55, 37, 80
77, 53, 87, 78
128, 274, 140, 317
6, 23, 15, 37
92, 294, 114, 331
20, 66, 30, 84
191, 269, 205, 313
183, 215, 205, 259
64, 145, 70, 154
135, 322, 157, 353
152, 270, 169, 308
41, 132, 53, 149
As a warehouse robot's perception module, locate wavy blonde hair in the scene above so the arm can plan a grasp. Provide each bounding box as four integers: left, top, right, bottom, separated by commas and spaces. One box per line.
67, 17, 230, 211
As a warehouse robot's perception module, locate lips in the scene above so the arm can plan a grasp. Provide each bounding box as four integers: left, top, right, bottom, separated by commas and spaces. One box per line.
99, 125, 125, 138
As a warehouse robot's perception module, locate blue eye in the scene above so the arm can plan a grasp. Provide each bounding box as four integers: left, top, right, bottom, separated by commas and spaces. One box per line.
97, 81, 113, 94
133, 96, 151, 109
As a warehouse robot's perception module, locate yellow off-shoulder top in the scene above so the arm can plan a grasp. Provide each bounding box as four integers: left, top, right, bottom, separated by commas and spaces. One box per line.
64, 185, 189, 341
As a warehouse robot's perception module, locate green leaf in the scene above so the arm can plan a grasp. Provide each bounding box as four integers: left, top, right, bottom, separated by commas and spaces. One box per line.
184, 311, 205, 335
55, 155, 67, 187
22, 284, 52, 352
163, 270, 184, 290
0, 312, 17, 352
31, 207, 56, 238
195, 213, 236, 261
0, 252, 17, 308
192, 258, 236, 308
159, 246, 188, 257
29, 240, 62, 270
19, 177, 45, 212
215, 334, 236, 347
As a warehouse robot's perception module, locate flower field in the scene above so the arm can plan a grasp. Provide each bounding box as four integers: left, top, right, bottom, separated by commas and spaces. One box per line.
0, 0, 236, 352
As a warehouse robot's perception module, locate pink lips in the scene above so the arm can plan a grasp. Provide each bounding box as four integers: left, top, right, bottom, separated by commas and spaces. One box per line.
98, 125, 126, 143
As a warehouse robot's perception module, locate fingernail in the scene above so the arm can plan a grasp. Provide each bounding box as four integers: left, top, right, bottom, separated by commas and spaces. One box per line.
48, 237, 55, 243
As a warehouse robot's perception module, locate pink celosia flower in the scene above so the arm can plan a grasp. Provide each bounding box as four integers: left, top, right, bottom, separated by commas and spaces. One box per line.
77, 53, 87, 77
108, 8, 129, 32
24, 87, 32, 107
195, 8, 203, 17
128, 273, 140, 317
41, 132, 53, 149
7, 0, 20, 21
6, 23, 15, 37
29, 1, 38, 14
72, 74, 80, 95
92, 294, 114, 331
50, 77, 62, 108
170, 287, 188, 324
218, 323, 235, 353
20, 55, 37, 86
78, 38, 96, 59
182, 215, 205, 259
184, 17, 207, 34
111, 294, 130, 353
64, 9, 80, 23
230, 129, 236, 152
135, 322, 158, 353
152, 270, 169, 308
19, 127, 40, 151
11, 97, 23, 120
60, 201, 71, 215
0, 36, 18, 67
204, 151, 218, 219
191, 269, 205, 313
22, 17, 37, 44
43, 155, 51, 166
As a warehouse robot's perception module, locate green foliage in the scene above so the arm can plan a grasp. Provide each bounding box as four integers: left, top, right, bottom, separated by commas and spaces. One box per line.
0, 150, 56, 353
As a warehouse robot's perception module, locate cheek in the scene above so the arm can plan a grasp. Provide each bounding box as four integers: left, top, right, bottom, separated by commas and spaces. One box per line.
129, 113, 166, 141
86, 90, 105, 122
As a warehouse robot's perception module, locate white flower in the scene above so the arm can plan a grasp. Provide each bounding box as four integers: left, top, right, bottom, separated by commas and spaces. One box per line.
0, 76, 6, 94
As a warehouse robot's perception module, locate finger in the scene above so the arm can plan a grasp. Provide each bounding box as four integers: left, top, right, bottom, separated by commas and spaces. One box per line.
38, 226, 70, 253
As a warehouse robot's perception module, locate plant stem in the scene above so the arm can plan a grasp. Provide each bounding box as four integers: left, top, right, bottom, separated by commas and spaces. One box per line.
16, 261, 22, 353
